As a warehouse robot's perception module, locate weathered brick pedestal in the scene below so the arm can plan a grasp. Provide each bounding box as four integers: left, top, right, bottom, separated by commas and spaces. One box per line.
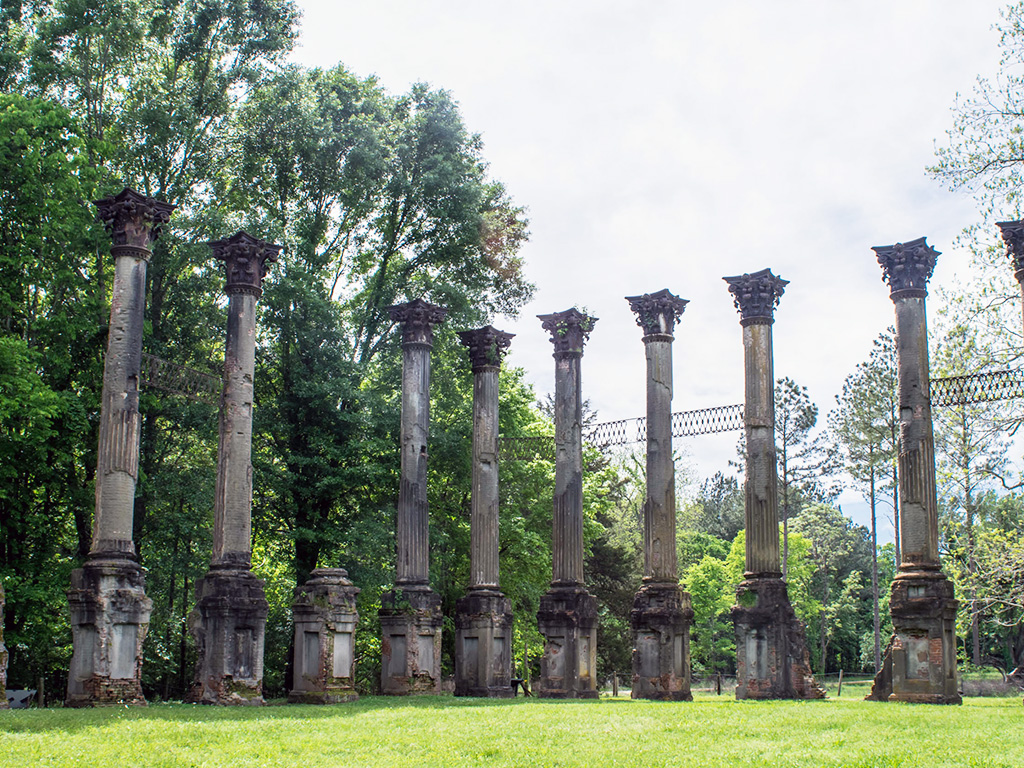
724, 269, 824, 701
190, 232, 278, 706
867, 238, 960, 705
290, 568, 360, 704
997, 220, 1024, 341
67, 188, 172, 707
626, 290, 692, 701
455, 327, 514, 697
536, 309, 599, 699
380, 300, 447, 695
1, 581, 9, 709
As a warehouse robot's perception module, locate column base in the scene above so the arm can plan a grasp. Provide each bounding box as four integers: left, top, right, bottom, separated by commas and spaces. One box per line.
289, 568, 361, 704
630, 582, 693, 701
379, 585, 443, 695
454, 588, 513, 697
188, 567, 268, 706
65, 559, 152, 707
866, 570, 961, 704
732, 577, 825, 700
536, 584, 599, 699
0, 582, 7, 710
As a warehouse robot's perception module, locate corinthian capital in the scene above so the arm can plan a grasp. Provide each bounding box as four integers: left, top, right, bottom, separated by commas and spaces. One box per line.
209, 231, 281, 297
458, 326, 514, 371
388, 299, 448, 347
873, 237, 939, 299
723, 268, 788, 326
538, 308, 597, 358
625, 288, 688, 339
94, 187, 175, 258
997, 220, 1024, 283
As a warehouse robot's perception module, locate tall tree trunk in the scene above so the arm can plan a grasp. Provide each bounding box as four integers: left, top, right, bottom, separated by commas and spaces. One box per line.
870, 453, 880, 673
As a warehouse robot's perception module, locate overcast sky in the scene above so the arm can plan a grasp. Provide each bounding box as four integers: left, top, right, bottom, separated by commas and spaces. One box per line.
291, 1, 1009, 540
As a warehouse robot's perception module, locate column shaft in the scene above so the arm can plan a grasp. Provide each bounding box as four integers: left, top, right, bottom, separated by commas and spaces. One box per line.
92, 252, 148, 557
397, 341, 431, 585
743, 322, 781, 578
644, 337, 677, 582
213, 291, 257, 567
470, 366, 500, 588
892, 295, 939, 569
552, 352, 584, 585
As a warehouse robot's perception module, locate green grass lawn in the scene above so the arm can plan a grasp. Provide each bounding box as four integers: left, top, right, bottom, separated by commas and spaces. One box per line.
2, 693, 1021, 767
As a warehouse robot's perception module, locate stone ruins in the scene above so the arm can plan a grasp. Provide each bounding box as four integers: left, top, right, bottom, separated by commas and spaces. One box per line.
866, 238, 960, 704
535, 309, 600, 699
6, 186, 963, 707
626, 290, 693, 701
723, 269, 825, 701
189, 232, 280, 705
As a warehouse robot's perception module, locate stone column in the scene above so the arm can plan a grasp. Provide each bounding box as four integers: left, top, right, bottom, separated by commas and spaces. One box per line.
0, 581, 7, 710
536, 308, 599, 699
454, 326, 515, 697
189, 231, 279, 706
66, 187, 173, 707
625, 289, 693, 701
723, 269, 823, 701
867, 238, 960, 704
289, 568, 360, 704
380, 299, 447, 695
996, 220, 1024, 342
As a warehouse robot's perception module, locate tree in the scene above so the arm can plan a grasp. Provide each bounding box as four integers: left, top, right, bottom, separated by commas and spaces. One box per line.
774, 377, 839, 579
683, 555, 734, 674
829, 329, 901, 671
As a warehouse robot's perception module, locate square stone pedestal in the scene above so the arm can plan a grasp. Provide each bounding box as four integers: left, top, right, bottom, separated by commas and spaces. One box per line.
454, 589, 513, 697
536, 585, 599, 699
189, 568, 268, 705
732, 577, 825, 700
66, 561, 152, 707
867, 571, 961, 704
630, 582, 693, 701
290, 568, 360, 704
379, 586, 443, 695
0, 581, 8, 709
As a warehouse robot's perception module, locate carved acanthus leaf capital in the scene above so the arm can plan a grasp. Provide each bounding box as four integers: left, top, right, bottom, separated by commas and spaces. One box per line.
209, 231, 281, 297
723, 268, 788, 325
388, 299, 448, 347
996, 220, 1024, 282
458, 326, 514, 370
873, 237, 938, 298
625, 288, 688, 339
94, 187, 175, 257
538, 308, 597, 358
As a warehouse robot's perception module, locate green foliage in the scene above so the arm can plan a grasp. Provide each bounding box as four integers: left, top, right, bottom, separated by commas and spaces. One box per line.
683, 555, 734, 673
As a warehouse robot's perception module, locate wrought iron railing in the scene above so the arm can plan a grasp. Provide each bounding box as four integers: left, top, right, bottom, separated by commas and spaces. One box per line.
140, 353, 221, 405
499, 403, 745, 460
930, 368, 1024, 408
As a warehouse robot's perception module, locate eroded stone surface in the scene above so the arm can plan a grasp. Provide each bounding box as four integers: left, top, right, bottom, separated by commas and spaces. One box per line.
630, 583, 693, 701
380, 587, 443, 695
290, 568, 360, 704
1, 581, 9, 709
455, 590, 513, 697
66, 562, 152, 707
189, 569, 268, 705
536, 586, 598, 699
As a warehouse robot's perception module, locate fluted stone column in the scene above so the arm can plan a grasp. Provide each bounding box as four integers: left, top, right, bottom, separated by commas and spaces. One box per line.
867, 238, 960, 705
536, 308, 599, 699
189, 232, 279, 706
723, 269, 823, 701
380, 299, 447, 695
0, 581, 8, 710
290, 568, 360, 704
626, 290, 693, 701
66, 187, 172, 707
454, 326, 515, 697
996, 220, 1024, 342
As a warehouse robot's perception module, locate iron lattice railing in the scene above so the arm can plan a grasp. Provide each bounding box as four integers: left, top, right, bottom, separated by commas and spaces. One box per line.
140, 353, 221, 405
499, 403, 745, 460
930, 368, 1024, 408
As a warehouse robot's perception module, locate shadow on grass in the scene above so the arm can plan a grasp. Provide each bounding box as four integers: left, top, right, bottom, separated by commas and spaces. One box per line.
0, 693, 637, 734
